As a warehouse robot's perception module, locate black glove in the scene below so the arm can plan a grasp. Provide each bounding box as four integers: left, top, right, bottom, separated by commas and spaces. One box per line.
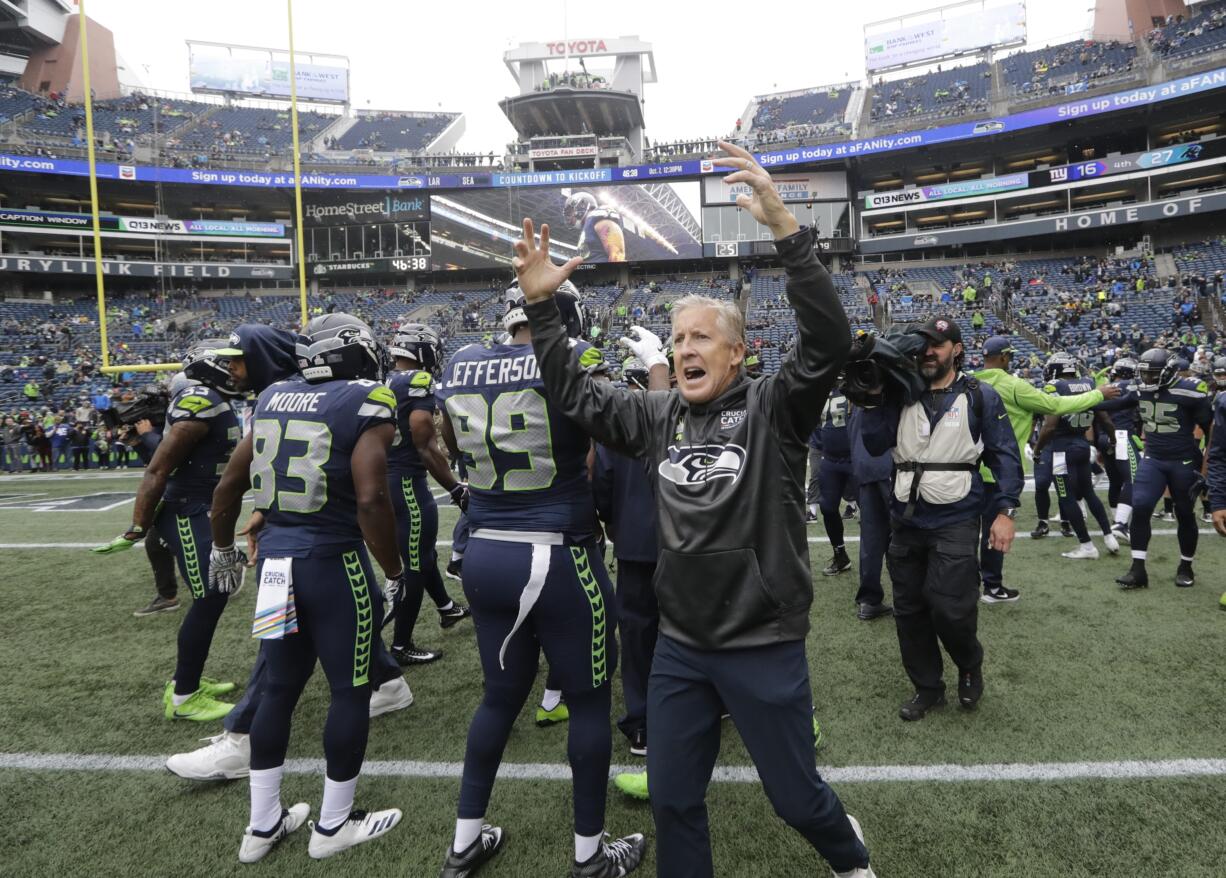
449, 483, 470, 512
1189, 473, 1208, 502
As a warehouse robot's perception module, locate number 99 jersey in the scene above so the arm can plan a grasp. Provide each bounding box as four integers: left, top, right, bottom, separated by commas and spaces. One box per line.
249, 375, 397, 558
436, 339, 600, 537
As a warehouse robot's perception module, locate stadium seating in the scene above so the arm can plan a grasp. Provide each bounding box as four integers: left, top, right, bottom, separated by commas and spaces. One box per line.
868, 62, 991, 124
19, 94, 209, 142
171, 106, 336, 155
750, 85, 853, 142
332, 112, 455, 152
998, 39, 1138, 94
1148, 1, 1226, 60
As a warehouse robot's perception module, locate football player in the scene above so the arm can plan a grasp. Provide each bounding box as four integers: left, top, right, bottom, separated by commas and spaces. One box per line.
1096, 358, 1142, 542
433, 279, 646, 877
564, 191, 626, 263
165, 324, 411, 783
384, 322, 472, 666
1115, 348, 1213, 590
211, 314, 405, 862
1034, 356, 1119, 560
92, 341, 242, 721
815, 386, 857, 577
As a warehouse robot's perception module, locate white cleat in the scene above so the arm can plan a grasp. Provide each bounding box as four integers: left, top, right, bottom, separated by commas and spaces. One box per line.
833, 814, 877, 878
1102, 532, 1120, 555
166, 731, 250, 781
239, 802, 310, 863
369, 676, 413, 718
1061, 542, 1099, 560
308, 808, 402, 859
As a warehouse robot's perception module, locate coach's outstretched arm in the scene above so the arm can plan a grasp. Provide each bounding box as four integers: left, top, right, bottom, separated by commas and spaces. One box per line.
718, 169, 850, 441
519, 218, 667, 458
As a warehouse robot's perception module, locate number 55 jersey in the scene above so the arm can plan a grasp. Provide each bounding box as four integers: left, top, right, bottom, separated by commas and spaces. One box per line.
250, 375, 397, 558
435, 339, 601, 538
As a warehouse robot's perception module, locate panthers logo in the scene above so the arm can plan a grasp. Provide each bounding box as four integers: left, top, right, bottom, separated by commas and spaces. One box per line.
658, 444, 747, 487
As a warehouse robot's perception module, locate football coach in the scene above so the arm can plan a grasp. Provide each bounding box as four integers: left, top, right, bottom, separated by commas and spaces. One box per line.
515, 141, 874, 878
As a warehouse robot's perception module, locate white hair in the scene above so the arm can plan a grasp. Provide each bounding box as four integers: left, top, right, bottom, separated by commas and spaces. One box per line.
671, 295, 745, 347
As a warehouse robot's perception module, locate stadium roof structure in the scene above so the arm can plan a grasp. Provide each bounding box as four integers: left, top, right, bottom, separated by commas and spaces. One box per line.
498, 88, 644, 139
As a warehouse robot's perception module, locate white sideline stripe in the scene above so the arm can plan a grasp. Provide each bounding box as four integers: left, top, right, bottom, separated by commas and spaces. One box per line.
0, 529, 1212, 550
2, 751, 1225, 784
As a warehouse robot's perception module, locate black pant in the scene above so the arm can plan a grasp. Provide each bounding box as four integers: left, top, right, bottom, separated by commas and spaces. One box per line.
856, 480, 891, 606
145, 529, 178, 600
647, 635, 869, 876
886, 518, 983, 694
71, 446, 89, 469
615, 559, 658, 740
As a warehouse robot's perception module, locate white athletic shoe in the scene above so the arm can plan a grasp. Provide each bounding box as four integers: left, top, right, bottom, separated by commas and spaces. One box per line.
308, 808, 402, 859
369, 676, 413, 718
833, 814, 877, 878
1102, 532, 1120, 555
239, 802, 310, 863
166, 730, 250, 781
1061, 542, 1099, 560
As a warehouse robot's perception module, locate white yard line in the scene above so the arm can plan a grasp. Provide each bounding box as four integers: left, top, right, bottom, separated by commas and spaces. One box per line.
1, 751, 1224, 784
0, 527, 1211, 549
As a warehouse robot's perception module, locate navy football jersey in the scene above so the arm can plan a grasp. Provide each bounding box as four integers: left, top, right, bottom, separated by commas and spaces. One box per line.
1045, 378, 1097, 451
1096, 379, 1140, 436
163, 385, 240, 502
386, 368, 435, 479
818, 389, 851, 459
1138, 377, 1213, 460
578, 207, 624, 263
436, 339, 601, 536
251, 376, 396, 558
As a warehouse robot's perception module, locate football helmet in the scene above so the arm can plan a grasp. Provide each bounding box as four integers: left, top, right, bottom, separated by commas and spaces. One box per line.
1111, 357, 1137, 381
563, 191, 597, 229
296, 313, 383, 383
621, 355, 649, 389
388, 323, 442, 373
1213, 355, 1226, 389
182, 339, 241, 397
1044, 353, 1078, 381
503, 278, 585, 338
1136, 347, 1180, 391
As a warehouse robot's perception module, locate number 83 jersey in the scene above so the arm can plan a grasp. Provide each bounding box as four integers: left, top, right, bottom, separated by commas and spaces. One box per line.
436, 339, 599, 537
250, 375, 397, 558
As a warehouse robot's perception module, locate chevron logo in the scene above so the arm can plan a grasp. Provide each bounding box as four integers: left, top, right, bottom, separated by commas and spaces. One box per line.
571, 546, 608, 687
176, 514, 204, 599
343, 550, 373, 686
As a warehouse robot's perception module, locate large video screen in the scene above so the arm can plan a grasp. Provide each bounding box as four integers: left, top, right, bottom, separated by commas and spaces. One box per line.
429, 182, 702, 271
865, 0, 1025, 72
188, 43, 349, 104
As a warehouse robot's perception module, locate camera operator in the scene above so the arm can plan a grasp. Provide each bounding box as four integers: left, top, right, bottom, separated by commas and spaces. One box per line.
859, 317, 1024, 721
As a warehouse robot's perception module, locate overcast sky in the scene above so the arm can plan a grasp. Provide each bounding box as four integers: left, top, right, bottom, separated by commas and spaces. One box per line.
86, 0, 1098, 150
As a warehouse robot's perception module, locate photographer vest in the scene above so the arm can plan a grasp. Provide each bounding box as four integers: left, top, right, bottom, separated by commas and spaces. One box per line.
892, 386, 983, 518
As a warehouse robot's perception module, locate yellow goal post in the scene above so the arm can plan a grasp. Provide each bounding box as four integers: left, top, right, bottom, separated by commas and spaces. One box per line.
84, 0, 310, 375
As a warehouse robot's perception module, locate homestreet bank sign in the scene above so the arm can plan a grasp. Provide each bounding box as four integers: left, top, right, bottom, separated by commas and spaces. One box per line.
860, 191, 1226, 253
0, 257, 291, 278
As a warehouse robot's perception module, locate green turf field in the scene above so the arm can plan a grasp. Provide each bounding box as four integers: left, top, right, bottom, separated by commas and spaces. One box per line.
1, 472, 1224, 877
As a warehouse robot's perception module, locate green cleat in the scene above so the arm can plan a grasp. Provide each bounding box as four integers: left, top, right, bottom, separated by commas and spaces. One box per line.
1220, 590, 1226, 610
199, 677, 237, 697
535, 703, 570, 727
163, 682, 234, 722
813, 714, 823, 751
614, 771, 649, 800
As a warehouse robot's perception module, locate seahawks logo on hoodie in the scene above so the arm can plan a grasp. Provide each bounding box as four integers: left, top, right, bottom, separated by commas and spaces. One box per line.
658, 443, 747, 486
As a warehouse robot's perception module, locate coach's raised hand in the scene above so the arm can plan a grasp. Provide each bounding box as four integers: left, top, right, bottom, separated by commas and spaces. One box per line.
707, 140, 800, 240
512, 218, 583, 303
